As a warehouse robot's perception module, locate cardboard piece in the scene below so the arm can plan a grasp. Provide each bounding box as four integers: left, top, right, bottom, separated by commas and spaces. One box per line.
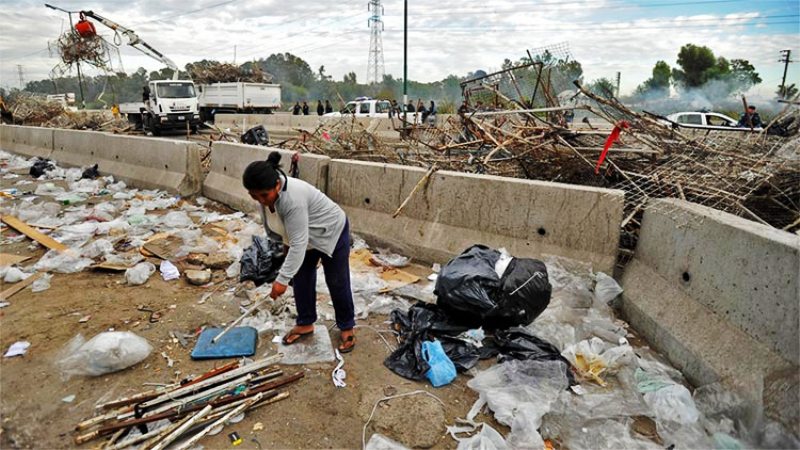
0, 272, 44, 301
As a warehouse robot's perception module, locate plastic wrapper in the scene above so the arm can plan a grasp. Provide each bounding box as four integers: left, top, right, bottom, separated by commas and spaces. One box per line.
371, 251, 410, 268
159, 260, 180, 281
366, 433, 410, 450
452, 424, 509, 450
487, 328, 575, 384
643, 383, 700, 425
81, 239, 114, 259
161, 211, 194, 228
33, 182, 65, 196
34, 250, 93, 274
3, 267, 31, 283
552, 418, 661, 450
125, 262, 156, 285
31, 273, 53, 293
594, 272, 624, 303
68, 178, 102, 193
56, 331, 153, 379
239, 235, 286, 287
467, 359, 570, 448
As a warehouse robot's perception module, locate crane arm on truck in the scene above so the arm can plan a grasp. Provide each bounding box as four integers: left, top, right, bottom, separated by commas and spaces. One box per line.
77, 8, 180, 79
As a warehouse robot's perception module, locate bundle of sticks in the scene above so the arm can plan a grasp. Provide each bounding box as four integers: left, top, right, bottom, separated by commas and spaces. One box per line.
186, 62, 273, 84
74, 353, 301, 449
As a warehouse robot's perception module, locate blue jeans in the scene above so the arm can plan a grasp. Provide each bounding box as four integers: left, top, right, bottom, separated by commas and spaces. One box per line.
291, 219, 355, 330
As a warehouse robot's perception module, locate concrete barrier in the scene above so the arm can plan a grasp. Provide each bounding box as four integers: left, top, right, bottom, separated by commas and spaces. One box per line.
0, 124, 54, 159
621, 198, 799, 433
51, 129, 203, 196
202, 142, 330, 214
327, 160, 625, 273
214, 114, 401, 141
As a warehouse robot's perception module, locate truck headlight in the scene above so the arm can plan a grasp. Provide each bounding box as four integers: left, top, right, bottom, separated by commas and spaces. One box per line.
161, 117, 168, 122
193, 114, 200, 118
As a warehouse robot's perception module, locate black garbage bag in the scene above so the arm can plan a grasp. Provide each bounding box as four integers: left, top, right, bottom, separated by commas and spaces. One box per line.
434, 245, 502, 328
439, 335, 481, 372
485, 258, 551, 329
239, 235, 286, 286
489, 327, 575, 384
385, 303, 471, 380
435, 245, 551, 330
29, 158, 54, 178
81, 164, 100, 179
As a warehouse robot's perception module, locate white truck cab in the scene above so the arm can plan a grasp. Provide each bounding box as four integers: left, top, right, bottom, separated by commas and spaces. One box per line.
120, 80, 200, 135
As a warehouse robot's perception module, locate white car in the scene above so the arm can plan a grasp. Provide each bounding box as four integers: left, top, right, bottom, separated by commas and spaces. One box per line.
664, 111, 760, 131
324, 98, 392, 118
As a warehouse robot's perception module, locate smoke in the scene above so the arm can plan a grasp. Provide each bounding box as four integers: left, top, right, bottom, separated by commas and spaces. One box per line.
625, 78, 782, 118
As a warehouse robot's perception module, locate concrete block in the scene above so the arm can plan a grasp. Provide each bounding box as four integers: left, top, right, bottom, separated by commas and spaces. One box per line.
202, 142, 330, 214
327, 160, 624, 273
0, 124, 53, 158
629, 198, 800, 364
52, 129, 203, 195
621, 198, 800, 433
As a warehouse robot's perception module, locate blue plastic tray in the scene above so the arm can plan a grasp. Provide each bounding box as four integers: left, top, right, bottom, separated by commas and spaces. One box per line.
191, 327, 258, 360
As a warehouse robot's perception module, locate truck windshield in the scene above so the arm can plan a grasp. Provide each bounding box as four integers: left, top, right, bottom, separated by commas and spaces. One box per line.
376, 101, 391, 113
156, 83, 196, 98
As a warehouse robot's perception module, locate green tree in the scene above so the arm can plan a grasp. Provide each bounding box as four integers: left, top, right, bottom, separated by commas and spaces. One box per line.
672, 44, 717, 87
729, 59, 762, 91
777, 83, 798, 99
634, 60, 671, 98
588, 77, 616, 98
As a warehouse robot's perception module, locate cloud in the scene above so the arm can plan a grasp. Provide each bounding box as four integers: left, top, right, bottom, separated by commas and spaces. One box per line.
1, 0, 796, 100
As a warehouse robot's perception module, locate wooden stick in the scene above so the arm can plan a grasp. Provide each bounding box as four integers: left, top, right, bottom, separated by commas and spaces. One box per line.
172, 393, 265, 450
392, 165, 437, 218
211, 294, 273, 344
147, 404, 213, 450
0, 272, 44, 301
1, 216, 68, 252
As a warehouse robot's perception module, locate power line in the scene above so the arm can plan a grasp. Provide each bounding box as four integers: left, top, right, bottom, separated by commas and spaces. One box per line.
367, 0, 385, 84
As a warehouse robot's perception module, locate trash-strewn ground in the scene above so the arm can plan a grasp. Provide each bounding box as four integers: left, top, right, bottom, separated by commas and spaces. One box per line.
0, 150, 795, 449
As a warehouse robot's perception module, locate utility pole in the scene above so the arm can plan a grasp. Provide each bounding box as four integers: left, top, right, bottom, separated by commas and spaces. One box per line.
17, 65, 24, 89
615, 71, 621, 97
779, 49, 792, 98
366, 0, 385, 85
402, 0, 407, 125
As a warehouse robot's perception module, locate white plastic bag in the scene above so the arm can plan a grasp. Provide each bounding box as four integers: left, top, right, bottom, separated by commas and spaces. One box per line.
594, 272, 624, 303
644, 383, 701, 425
56, 331, 153, 379
31, 273, 53, 293
126, 262, 156, 285
81, 239, 115, 259
3, 267, 30, 283
455, 424, 510, 450
34, 250, 94, 274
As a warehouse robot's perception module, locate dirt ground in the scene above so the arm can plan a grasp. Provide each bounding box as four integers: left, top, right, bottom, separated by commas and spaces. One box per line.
0, 173, 494, 449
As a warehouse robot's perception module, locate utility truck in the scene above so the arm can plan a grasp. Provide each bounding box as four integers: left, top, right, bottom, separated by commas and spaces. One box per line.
49, 5, 201, 134
196, 82, 281, 122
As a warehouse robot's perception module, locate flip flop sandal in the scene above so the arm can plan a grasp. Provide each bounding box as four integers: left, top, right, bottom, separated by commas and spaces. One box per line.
338, 334, 356, 354
281, 328, 314, 346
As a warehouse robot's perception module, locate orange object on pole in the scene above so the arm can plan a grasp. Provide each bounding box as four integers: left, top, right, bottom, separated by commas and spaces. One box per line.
75, 12, 96, 37
595, 120, 630, 174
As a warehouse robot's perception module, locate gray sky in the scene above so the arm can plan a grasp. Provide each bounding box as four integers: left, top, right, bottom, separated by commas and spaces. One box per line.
1, 0, 797, 98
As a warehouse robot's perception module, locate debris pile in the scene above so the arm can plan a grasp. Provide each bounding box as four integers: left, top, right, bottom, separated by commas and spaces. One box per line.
187, 62, 273, 84
3, 93, 130, 130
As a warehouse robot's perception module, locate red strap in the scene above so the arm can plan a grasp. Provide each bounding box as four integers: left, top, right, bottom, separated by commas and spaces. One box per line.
595, 120, 629, 175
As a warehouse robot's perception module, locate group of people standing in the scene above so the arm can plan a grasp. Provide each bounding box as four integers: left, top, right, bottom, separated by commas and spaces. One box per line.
292, 100, 334, 116
389, 99, 437, 122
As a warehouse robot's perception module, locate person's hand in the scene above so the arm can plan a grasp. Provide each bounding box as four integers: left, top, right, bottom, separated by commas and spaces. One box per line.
270, 281, 287, 299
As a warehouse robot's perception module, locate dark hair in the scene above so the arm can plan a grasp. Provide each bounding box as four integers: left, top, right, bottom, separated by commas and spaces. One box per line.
242, 151, 284, 190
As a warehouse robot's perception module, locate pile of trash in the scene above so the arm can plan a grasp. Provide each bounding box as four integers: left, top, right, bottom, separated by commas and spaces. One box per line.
2, 150, 796, 449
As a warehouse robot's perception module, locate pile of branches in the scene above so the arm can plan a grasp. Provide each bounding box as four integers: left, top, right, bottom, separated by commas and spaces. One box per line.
187, 62, 273, 84
54, 31, 109, 68
7, 93, 66, 124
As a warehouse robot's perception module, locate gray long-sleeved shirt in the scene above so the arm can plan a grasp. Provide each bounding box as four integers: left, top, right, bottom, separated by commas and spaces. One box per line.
259, 174, 346, 285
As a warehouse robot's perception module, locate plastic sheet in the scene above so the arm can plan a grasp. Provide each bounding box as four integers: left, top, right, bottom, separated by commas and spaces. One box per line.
159, 260, 180, 281
277, 324, 335, 364
126, 262, 156, 285
34, 250, 93, 274
643, 383, 700, 425
366, 433, 410, 450
33, 182, 65, 196
467, 359, 570, 448
162, 211, 194, 228
56, 332, 153, 379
